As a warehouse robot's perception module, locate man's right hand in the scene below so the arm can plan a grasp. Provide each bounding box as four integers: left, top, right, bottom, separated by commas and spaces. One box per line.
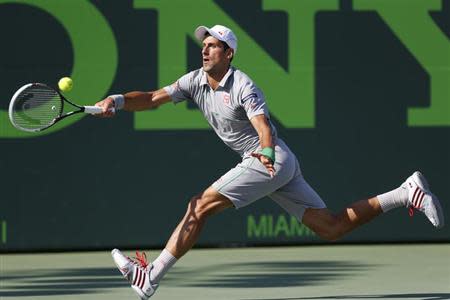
94, 97, 116, 118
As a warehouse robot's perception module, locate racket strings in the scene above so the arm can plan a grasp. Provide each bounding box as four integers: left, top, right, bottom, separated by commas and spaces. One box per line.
11, 86, 62, 130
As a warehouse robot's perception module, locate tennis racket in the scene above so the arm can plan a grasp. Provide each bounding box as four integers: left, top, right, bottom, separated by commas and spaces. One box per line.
8, 83, 111, 132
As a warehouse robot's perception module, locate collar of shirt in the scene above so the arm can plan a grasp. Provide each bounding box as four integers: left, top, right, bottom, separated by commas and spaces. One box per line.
200, 66, 234, 89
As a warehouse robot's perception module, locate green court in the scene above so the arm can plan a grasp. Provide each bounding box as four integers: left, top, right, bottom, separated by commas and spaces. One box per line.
2, 244, 449, 300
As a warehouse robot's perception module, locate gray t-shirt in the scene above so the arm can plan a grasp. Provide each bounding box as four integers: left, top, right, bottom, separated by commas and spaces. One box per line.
164, 66, 277, 157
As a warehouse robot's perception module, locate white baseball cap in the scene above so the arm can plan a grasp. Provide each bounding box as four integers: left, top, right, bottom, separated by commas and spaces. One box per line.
195, 25, 238, 54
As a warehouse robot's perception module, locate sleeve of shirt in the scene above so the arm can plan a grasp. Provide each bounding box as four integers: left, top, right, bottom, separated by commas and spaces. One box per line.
241, 84, 269, 120
163, 72, 194, 104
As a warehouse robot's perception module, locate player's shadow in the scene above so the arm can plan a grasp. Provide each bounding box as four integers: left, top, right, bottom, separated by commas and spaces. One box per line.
241, 294, 450, 300
0, 260, 370, 297
164, 260, 373, 288
0, 267, 122, 297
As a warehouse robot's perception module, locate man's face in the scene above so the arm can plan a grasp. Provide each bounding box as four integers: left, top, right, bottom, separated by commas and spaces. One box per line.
202, 35, 231, 73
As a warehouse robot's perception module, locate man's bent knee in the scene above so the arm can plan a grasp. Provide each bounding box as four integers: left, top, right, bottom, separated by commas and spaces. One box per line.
187, 188, 233, 220
302, 208, 344, 241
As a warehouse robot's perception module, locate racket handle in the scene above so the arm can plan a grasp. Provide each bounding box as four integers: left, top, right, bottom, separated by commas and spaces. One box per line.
83, 106, 115, 114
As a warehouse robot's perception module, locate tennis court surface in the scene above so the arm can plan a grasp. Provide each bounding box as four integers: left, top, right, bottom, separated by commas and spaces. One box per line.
1, 244, 449, 300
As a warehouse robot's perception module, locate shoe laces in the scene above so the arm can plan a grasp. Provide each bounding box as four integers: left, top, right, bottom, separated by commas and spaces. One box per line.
133, 251, 149, 269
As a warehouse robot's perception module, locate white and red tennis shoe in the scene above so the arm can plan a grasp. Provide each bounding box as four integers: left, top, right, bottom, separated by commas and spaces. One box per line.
111, 249, 158, 299
404, 171, 444, 228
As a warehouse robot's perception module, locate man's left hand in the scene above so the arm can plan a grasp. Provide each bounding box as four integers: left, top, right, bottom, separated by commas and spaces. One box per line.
251, 153, 275, 178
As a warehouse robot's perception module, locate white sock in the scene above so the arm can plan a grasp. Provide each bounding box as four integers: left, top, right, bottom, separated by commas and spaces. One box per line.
377, 185, 408, 212
150, 248, 177, 284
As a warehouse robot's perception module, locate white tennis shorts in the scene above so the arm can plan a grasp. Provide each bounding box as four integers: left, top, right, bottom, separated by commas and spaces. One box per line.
212, 138, 326, 222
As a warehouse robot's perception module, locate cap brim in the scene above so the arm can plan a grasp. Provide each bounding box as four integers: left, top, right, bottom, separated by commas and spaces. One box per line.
194, 26, 224, 43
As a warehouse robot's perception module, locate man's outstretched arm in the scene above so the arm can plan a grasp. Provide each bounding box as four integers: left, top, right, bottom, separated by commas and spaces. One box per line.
95, 88, 171, 116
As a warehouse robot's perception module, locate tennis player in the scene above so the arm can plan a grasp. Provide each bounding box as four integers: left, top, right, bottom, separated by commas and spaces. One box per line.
95, 25, 444, 300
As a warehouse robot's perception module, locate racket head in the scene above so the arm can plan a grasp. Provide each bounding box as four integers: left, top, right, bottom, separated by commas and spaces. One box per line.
8, 83, 64, 132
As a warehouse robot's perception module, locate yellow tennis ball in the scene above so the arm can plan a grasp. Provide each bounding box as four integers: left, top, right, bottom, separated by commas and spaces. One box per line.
58, 77, 73, 92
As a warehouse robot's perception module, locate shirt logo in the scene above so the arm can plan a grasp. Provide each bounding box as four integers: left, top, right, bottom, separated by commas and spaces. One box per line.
223, 93, 230, 105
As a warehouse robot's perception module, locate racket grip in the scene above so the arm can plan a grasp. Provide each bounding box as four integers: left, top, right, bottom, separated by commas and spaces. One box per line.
84, 106, 115, 114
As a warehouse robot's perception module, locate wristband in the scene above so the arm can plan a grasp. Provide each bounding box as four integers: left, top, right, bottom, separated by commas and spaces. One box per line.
260, 147, 275, 163
109, 94, 125, 110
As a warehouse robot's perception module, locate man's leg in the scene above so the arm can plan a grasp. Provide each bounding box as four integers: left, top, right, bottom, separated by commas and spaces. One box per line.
302, 197, 382, 241
302, 171, 444, 241
149, 186, 233, 284
166, 186, 233, 258
111, 186, 233, 299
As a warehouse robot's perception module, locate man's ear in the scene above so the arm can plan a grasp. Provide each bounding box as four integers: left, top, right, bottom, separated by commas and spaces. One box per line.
227, 49, 234, 60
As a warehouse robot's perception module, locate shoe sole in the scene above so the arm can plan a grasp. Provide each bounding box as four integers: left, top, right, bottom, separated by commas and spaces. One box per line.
431, 192, 445, 229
